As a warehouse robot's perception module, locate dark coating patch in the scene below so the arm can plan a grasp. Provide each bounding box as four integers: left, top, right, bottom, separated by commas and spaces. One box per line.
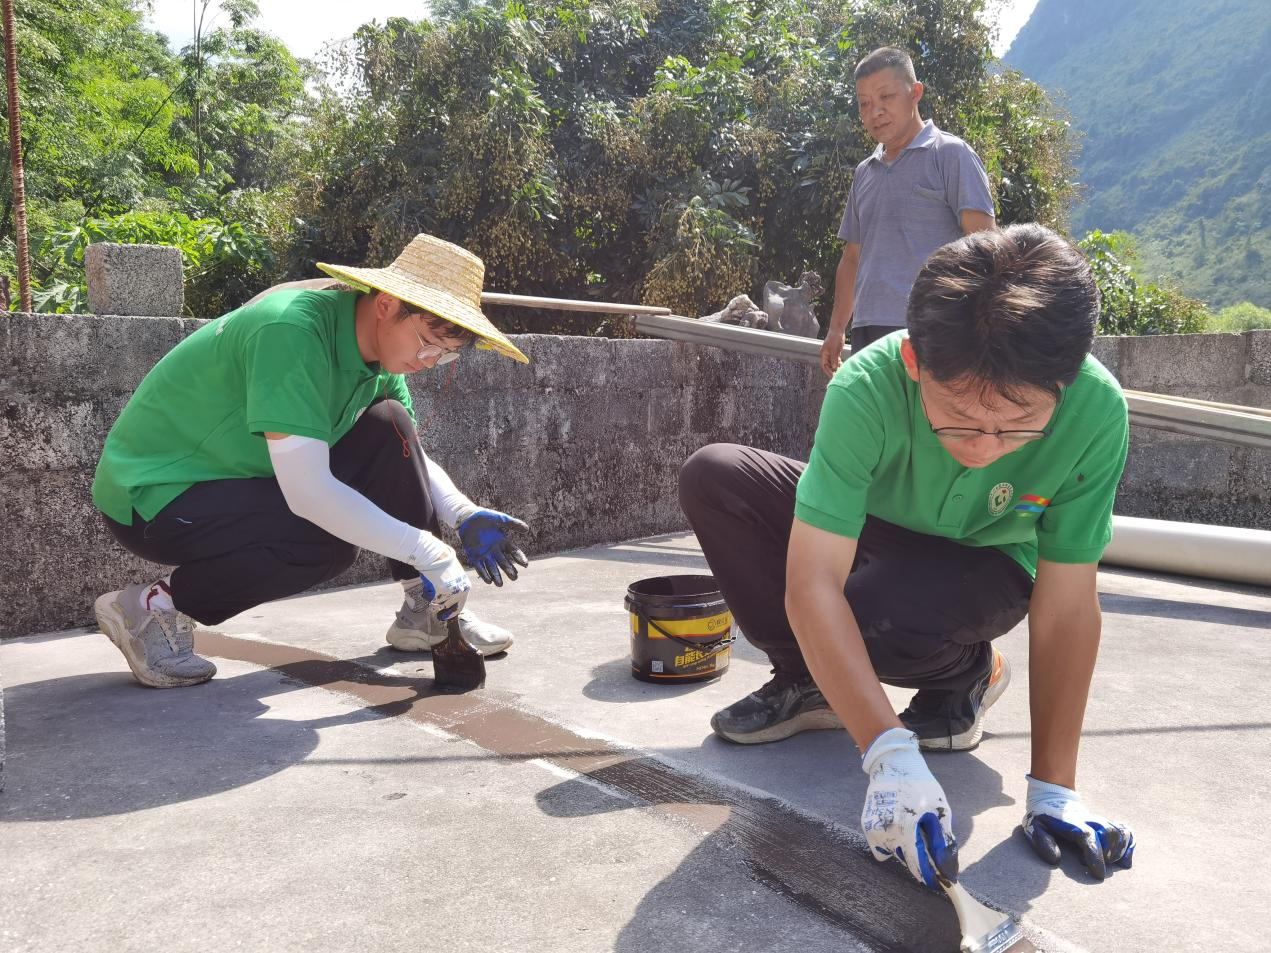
198, 631, 972, 952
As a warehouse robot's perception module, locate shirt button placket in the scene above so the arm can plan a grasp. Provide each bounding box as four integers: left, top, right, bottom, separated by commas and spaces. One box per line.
937, 476, 971, 528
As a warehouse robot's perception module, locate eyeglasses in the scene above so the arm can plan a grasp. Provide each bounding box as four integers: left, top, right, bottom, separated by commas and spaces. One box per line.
917, 378, 1056, 445
410, 317, 467, 366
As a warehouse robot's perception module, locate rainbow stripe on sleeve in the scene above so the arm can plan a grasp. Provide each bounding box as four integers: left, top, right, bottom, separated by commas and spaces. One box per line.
1014, 494, 1050, 514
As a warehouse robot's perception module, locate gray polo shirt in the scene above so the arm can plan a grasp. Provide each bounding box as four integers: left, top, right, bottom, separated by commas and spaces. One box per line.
838, 120, 993, 329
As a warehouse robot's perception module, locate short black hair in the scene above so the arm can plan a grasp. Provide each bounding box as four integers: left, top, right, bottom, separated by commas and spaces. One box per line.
854, 47, 917, 85
418, 311, 477, 345
388, 297, 477, 344
906, 224, 1099, 404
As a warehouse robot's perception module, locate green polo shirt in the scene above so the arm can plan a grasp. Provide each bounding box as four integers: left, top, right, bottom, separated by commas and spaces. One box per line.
92, 289, 414, 525
795, 333, 1128, 577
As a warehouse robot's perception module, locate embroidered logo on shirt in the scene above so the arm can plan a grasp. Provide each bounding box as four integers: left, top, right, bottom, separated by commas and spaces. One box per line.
988, 482, 1014, 516
1014, 494, 1051, 516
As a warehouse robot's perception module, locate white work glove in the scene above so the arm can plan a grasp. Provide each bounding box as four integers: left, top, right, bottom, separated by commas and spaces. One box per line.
415, 545, 471, 621
1021, 775, 1135, 880
861, 727, 960, 888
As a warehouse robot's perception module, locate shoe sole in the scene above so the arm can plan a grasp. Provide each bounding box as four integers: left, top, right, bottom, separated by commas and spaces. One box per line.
94, 592, 212, 689
386, 624, 513, 658
919, 654, 1012, 752
712, 707, 844, 745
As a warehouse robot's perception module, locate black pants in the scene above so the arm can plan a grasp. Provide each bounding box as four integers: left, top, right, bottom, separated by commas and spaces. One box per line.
849, 323, 904, 352
678, 444, 1033, 695
104, 400, 440, 625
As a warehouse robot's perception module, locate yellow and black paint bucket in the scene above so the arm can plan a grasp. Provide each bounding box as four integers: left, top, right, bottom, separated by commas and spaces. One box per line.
626, 575, 734, 683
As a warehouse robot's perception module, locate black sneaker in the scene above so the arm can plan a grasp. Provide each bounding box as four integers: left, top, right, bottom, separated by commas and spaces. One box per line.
899, 649, 1011, 751
710, 672, 843, 744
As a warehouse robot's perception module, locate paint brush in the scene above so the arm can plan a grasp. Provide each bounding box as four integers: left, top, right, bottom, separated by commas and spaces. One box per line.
431, 615, 486, 692
938, 877, 1035, 953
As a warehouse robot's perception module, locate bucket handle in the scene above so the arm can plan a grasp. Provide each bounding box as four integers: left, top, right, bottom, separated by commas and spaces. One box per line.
637, 611, 737, 660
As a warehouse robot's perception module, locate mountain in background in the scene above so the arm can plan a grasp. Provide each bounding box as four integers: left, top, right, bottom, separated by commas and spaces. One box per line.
1005, 0, 1270, 309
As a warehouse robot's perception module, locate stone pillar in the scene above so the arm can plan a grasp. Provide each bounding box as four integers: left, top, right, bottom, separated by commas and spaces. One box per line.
85, 242, 185, 317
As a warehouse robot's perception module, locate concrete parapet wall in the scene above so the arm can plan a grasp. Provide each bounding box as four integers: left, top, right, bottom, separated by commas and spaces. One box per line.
0, 312, 824, 639
2, 314, 1268, 638
1092, 332, 1271, 528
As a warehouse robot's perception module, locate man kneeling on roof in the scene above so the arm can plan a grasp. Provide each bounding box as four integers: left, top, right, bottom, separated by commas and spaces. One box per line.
92, 234, 531, 687
681, 224, 1135, 887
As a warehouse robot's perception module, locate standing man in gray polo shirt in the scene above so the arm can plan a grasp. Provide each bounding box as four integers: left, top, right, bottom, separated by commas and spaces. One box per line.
820, 47, 996, 376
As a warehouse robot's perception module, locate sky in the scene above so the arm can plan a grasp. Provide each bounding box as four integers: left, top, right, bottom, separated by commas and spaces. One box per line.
144, 0, 432, 60
145, 0, 1041, 60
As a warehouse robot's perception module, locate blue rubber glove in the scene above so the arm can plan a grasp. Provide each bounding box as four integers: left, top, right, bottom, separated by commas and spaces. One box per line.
416, 548, 471, 621
861, 728, 960, 888
457, 507, 530, 586
1021, 775, 1135, 880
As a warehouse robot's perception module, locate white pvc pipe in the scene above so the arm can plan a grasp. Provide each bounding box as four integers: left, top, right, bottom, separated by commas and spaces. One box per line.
1104, 516, 1271, 587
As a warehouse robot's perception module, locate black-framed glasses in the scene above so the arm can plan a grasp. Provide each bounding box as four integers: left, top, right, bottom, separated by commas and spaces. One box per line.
917, 377, 1057, 445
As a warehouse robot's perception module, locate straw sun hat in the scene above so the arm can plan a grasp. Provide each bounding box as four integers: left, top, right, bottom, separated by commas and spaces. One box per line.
317, 234, 528, 364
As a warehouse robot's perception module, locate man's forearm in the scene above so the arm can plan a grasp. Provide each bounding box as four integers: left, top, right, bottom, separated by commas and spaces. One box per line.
786, 580, 900, 750
828, 250, 859, 335
1027, 595, 1101, 789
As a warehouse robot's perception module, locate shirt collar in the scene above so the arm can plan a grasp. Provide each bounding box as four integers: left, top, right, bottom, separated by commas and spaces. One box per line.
334, 291, 372, 372
869, 119, 937, 163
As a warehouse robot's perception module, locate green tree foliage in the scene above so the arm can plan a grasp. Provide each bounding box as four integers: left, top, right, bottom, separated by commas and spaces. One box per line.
2, 0, 1091, 331
1207, 301, 1271, 333
174, 0, 314, 191
962, 69, 1075, 230
1078, 230, 1209, 336
0, 0, 186, 228
35, 209, 275, 316
0, 0, 310, 314
301, 0, 1076, 328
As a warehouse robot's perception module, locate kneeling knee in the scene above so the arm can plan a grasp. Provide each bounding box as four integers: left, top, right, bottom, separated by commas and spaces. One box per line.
679, 443, 743, 509
360, 398, 412, 432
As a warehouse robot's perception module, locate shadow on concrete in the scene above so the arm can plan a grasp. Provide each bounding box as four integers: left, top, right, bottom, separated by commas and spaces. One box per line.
580, 656, 726, 703
0, 669, 380, 822
1098, 591, 1271, 630
345, 645, 512, 668
531, 737, 1055, 951
534, 763, 963, 952
0, 648, 517, 822
670, 729, 1018, 852
609, 832, 910, 953
961, 822, 1135, 912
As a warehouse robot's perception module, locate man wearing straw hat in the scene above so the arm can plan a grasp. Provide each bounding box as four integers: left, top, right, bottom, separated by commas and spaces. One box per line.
91, 234, 532, 688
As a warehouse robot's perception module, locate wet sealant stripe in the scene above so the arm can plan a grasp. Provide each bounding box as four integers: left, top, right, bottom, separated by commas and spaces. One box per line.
196, 630, 987, 953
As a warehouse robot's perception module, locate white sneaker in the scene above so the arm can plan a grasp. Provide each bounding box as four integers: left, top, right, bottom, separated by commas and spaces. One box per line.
386, 581, 514, 657
94, 583, 217, 688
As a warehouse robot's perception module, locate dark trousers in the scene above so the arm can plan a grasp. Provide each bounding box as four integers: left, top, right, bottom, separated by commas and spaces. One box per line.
678, 444, 1033, 694
849, 323, 904, 352
104, 399, 439, 625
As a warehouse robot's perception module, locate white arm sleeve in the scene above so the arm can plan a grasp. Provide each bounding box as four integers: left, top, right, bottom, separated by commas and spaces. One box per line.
267, 435, 454, 570
424, 452, 477, 528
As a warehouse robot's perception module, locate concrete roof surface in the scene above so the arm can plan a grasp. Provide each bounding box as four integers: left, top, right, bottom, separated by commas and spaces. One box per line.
3, 533, 1269, 953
